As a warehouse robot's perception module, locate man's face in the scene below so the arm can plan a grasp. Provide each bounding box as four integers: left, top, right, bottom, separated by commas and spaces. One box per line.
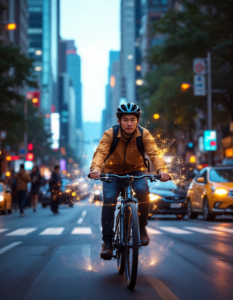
55, 168, 60, 174
118, 115, 139, 135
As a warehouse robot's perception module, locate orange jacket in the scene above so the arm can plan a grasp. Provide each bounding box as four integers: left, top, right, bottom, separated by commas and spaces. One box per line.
90, 126, 165, 174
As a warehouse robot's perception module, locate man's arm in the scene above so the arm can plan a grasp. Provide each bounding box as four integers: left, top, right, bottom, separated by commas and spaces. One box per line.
143, 130, 170, 181
89, 130, 112, 178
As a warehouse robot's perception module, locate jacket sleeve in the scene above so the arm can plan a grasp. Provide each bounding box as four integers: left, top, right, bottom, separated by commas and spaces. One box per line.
143, 131, 166, 174
90, 130, 112, 172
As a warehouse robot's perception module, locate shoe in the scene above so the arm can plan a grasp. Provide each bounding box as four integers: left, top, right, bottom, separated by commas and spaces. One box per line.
33, 209, 36, 212
140, 227, 150, 246
100, 242, 113, 260
20, 213, 26, 217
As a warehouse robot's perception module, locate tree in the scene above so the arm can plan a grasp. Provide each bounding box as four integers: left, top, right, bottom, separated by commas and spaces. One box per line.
140, 0, 233, 136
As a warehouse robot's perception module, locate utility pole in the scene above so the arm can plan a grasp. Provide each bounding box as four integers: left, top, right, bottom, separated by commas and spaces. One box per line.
206, 51, 213, 166
24, 100, 28, 160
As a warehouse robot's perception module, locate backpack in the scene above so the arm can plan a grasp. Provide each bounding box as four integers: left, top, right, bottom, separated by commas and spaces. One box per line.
104, 125, 150, 171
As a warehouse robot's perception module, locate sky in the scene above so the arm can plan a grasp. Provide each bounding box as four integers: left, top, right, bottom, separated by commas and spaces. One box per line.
61, 0, 120, 123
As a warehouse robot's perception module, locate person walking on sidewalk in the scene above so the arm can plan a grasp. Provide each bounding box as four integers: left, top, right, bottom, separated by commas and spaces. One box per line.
30, 166, 42, 212
15, 164, 31, 217
49, 165, 61, 214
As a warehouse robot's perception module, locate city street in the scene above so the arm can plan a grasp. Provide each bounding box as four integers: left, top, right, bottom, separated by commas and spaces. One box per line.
1, 199, 233, 300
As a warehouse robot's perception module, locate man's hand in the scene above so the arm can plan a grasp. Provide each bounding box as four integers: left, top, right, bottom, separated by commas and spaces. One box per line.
159, 172, 170, 182
89, 170, 101, 179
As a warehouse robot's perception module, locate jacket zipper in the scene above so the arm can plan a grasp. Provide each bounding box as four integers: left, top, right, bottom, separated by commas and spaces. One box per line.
123, 139, 132, 174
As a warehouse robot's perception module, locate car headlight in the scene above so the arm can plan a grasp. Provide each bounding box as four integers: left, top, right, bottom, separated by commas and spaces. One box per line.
71, 192, 76, 197
94, 190, 101, 195
66, 189, 71, 193
214, 188, 228, 196
149, 194, 161, 202
0, 195, 3, 201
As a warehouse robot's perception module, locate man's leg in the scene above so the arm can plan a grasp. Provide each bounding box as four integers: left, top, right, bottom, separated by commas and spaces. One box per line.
101, 176, 122, 259
131, 171, 150, 245
17, 191, 23, 214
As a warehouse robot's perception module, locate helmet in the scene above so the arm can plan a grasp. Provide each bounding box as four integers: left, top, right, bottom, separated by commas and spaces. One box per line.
116, 102, 141, 119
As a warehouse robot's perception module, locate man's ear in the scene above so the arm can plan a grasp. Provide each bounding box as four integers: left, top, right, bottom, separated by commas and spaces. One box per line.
118, 119, 120, 124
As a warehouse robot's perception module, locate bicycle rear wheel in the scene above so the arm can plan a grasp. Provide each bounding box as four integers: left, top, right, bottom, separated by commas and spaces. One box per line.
124, 202, 139, 290
115, 211, 124, 274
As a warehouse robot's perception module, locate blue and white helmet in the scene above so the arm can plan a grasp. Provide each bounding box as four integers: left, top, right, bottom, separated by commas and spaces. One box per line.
116, 102, 141, 119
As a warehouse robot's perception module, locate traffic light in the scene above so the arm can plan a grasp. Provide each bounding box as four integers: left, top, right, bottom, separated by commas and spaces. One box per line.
26, 153, 34, 161
28, 143, 33, 151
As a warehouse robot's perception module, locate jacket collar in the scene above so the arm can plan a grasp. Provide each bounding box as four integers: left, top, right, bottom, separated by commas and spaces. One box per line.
117, 126, 141, 139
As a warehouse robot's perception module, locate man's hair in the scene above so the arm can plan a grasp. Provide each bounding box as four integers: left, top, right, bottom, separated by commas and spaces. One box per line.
20, 163, 24, 169
54, 165, 60, 170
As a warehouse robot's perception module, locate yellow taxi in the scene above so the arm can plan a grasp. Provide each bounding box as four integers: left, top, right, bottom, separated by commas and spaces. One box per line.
187, 167, 233, 220
0, 183, 12, 214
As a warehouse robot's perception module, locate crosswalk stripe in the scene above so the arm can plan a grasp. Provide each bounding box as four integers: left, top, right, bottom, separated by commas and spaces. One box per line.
40, 228, 64, 235
6, 228, 37, 236
0, 242, 22, 255
147, 227, 162, 234
184, 227, 221, 234
0, 229, 9, 233
77, 218, 84, 224
72, 227, 92, 234
159, 227, 193, 234
81, 211, 87, 218
209, 226, 233, 234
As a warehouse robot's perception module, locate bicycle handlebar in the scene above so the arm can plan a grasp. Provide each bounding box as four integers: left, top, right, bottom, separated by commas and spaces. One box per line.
87, 173, 171, 181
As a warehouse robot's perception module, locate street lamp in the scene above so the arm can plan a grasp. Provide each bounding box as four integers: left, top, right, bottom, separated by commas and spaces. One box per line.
181, 83, 192, 90
153, 114, 160, 120
6, 23, 16, 30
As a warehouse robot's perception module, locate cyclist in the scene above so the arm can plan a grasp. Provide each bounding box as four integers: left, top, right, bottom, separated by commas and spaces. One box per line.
90, 103, 170, 259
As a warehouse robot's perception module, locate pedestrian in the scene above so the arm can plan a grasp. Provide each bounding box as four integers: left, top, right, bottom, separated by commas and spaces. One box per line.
49, 165, 61, 214
30, 166, 42, 212
15, 163, 31, 217
9, 168, 18, 211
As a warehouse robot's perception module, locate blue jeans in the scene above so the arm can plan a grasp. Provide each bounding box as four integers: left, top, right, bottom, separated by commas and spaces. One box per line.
17, 190, 27, 214
102, 171, 150, 242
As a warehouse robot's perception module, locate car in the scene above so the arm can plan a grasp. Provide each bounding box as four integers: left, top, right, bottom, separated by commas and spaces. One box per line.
90, 185, 103, 201
187, 167, 233, 221
39, 183, 51, 207
0, 183, 12, 214
148, 180, 187, 219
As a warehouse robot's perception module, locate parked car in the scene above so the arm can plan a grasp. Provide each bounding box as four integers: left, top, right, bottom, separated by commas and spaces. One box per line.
187, 167, 233, 220
148, 180, 187, 219
0, 183, 12, 214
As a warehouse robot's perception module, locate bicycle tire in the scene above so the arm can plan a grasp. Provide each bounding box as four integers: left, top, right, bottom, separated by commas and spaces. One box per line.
124, 202, 139, 290
115, 211, 124, 274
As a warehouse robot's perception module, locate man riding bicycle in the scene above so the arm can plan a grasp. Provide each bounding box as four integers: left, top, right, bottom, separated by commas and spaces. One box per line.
89, 103, 170, 259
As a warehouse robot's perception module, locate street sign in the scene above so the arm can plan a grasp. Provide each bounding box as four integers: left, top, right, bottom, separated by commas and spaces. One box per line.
19, 148, 25, 155
193, 58, 206, 74
198, 136, 204, 152
194, 75, 206, 96
204, 130, 217, 151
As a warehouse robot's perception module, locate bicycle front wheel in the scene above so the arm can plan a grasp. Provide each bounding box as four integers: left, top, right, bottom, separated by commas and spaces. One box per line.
115, 211, 124, 274
124, 202, 139, 290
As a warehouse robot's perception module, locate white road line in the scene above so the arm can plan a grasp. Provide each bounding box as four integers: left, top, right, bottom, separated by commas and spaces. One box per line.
0, 242, 22, 255
77, 218, 84, 224
184, 227, 221, 234
81, 211, 87, 218
159, 227, 193, 234
0, 228, 9, 233
147, 227, 162, 234
6, 228, 37, 236
99, 226, 102, 232
72, 227, 92, 234
40, 228, 64, 235
209, 226, 233, 234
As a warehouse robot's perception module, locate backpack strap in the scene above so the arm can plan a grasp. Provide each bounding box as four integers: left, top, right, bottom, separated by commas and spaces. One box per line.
136, 125, 150, 172
104, 125, 120, 163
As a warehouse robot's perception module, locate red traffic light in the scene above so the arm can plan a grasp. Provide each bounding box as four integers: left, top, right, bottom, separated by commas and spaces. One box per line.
26, 153, 34, 161
28, 143, 33, 151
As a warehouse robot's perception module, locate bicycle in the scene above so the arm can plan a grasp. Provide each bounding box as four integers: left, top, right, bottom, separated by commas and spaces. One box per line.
89, 173, 164, 290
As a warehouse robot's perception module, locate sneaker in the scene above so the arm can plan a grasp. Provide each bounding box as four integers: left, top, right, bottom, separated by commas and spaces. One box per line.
140, 227, 150, 246
100, 242, 113, 260
33, 209, 36, 212
20, 213, 26, 217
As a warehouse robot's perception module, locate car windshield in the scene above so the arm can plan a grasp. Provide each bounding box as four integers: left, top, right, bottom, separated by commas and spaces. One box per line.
210, 169, 233, 182
148, 180, 178, 190
0, 184, 3, 192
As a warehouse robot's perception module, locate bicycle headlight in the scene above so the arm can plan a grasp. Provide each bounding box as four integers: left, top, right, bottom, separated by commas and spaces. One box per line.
94, 190, 101, 195
149, 194, 162, 202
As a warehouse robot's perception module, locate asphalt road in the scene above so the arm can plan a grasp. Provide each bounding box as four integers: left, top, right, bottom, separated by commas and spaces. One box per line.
1, 199, 233, 300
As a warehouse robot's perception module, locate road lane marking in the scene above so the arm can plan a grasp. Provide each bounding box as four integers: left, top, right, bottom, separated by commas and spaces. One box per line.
209, 226, 233, 234
184, 227, 221, 234
147, 227, 162, 234
6, 228, 37, 236
72, 227, 92, 234
99, 226, 102, 232
146, 276, 180, 300
0, 242, 22, 255
0, 228, 9, 233
81, 211, 87, 217
159, 227, 193, 234
40, 228, 64, 235
77, 218, 84, 224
